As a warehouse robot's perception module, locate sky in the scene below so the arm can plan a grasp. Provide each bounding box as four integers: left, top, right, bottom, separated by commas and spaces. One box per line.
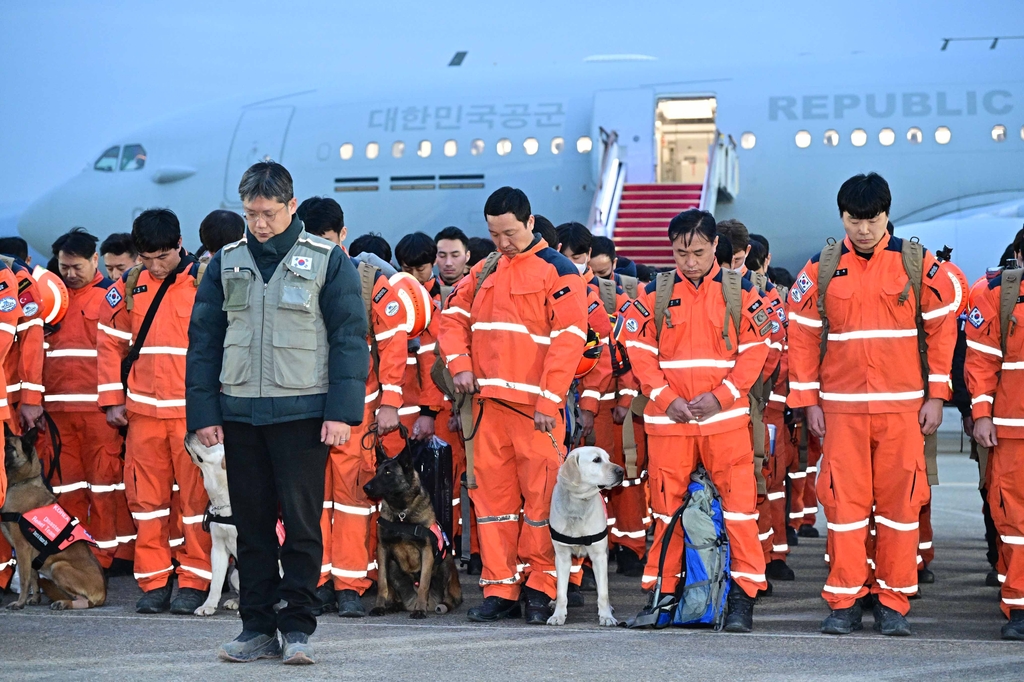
1, 0, 1021, 223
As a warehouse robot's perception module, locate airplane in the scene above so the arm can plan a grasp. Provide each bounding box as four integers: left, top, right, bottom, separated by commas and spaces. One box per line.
16, 40, 1024, 280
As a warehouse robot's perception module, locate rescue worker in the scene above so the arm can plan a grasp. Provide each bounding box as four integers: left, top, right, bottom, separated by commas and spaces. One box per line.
787, 173, 957, 636
0, 258, 26, 584
187, 162, 369, 664
435, 226, 471, 287
588, 236, 619, 281
625, 208, 772, 633
965, 252, 1024, 640
438, 187, 588, 624
99, 232, 139, 281
198, 210, 245, 256
98, 209, 212, 616
717, 218, 752, 271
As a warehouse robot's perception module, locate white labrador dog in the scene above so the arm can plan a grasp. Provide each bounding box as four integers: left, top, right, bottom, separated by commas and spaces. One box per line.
547, 446, 624, 627
184, 433, 239, 616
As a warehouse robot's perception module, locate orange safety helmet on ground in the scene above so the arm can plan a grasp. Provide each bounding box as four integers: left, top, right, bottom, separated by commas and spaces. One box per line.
387, 272, 432, 338
32, 265, 69, 325
575, 326, 603, 379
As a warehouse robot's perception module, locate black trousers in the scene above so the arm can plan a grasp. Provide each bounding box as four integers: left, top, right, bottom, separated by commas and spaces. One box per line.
223, 418, 328, 635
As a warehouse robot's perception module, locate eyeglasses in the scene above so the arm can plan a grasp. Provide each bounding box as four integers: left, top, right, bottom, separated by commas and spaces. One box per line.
243, 205, 288, 225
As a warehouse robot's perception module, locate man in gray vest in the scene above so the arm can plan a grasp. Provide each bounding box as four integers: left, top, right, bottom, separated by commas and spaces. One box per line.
186, 161, 368, 665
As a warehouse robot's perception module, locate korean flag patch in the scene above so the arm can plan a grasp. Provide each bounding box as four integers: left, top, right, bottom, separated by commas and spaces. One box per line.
968, 307, 985, 329
291, 255, 312, 271
106, 288, 123, 308
796, 272, 814, 294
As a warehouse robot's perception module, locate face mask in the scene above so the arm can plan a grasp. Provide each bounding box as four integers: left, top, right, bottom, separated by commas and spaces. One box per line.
576, 262, 588, 275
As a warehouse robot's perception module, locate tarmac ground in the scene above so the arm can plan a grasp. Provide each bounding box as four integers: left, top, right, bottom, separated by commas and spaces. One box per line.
2, 433, 1023, 680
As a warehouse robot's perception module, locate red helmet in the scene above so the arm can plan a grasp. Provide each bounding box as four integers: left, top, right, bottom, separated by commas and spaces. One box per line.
575, 327, 603, 379
31, 265, 69, 325
387, 272, 432, 338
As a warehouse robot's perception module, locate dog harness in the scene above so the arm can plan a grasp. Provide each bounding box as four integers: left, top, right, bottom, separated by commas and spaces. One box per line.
549, 526, 609, 547
1, 503, 95, 570
202, 503, 234, 532
377, 517, 450, 562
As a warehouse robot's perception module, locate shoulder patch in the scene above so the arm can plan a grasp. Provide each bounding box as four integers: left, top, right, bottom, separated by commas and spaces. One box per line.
619, 301, 631, 314
552, 286, 571, 300
384, 300, 400, 317
796, 272, 814, 294
0, 281, 8, 292
753, 309, 769, 326
633, 300, 651, 318
588, 300, 599, 313
927, 263, 940, 279
105, 288, 123, 308
0, 296, 16, 313
373, 286, 388, 303
759, 321, 773, 336
790, 288, 803, 303
625, 318, 639, 333
967, 307, 985, 329
776, 307, 786, 322
747, 299, 763, 313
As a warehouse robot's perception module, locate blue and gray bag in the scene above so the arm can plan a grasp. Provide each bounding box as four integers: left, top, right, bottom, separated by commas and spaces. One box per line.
627, 465, 731, 630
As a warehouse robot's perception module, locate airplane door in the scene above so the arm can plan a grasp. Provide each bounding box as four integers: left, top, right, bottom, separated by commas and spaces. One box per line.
223, 106, 295, 204
592, 88, 655, 183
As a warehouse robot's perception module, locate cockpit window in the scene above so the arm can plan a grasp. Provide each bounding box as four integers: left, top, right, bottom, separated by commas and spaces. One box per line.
94, 146, 120, 172
120, 144, 146, 171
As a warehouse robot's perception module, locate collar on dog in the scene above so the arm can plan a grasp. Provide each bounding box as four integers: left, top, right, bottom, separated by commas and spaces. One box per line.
549, 526, 609, 547
202, 503, 234, 532
1, 503, 95, 570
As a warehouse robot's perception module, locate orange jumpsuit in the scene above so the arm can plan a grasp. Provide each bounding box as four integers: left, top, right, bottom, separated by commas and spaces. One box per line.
319, 267, 408, 594
0, 262, 23, 586
626, 262, 772, 598
787, 234, 957, 615
964, 269, 1024, 618
97, 256, 211, 593
438, 238, 588, 600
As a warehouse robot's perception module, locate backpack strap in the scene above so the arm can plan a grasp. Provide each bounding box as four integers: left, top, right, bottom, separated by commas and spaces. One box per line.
0, 255, 13, 269
123, 264, 145, 312
621, 408, 638, 479
900, 238, 929, 395
750, 271, 768, 293
193, 260, 208, 287
815, 241, 844, 362
598, 277, 618, 315
720, 268, 743, 352
775, 284, 789, 303
999, 268, 1022, 357
476, 252, 501, 295
358, 261, 382, 369
439, 284, 454, 307
619, 274, 639, 300
652, 271, 676, 338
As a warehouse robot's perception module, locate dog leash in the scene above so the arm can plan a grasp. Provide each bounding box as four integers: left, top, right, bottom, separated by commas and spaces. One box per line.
485, 398, 564, 460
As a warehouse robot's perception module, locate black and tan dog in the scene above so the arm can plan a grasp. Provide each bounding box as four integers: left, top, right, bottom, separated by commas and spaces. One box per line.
1, 428, 106, 610
362, 448, 462, 618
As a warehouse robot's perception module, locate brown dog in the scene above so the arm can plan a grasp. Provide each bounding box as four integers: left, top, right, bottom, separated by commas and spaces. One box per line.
362, 448, 462, 618
0, 428, 106, 610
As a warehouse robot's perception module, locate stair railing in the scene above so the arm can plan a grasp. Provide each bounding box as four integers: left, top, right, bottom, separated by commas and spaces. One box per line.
587, 128, 623, 237
699, 132, 739, 215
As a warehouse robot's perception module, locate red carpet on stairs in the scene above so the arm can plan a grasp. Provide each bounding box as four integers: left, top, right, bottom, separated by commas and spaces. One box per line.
612, 183, 702, 269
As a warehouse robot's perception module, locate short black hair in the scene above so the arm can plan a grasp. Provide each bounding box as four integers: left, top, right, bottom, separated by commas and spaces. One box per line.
100, 232, 137, 258
1013, 226, 1024, 256
132, 208, 181, 254
669, 209, 717, 246
532, 215, 557, 248
591, 235, 616, 261
749, 233, 769, 254
395, 232, 438, 268
434, 226, 469, 250
716, 219, 749, 254
53, 227, 98, 260
0, 237, 28, 262
745, 240, 767, 272
484, 186, 531, 225
635, 263, 655, 282
715, 233, 733, 266
349, 232, 392, 262
199, 210, 245, 254
467, 237, 496, 267
297, 196, 345, 237
555, 222, 592, 257
238, 161, 294, 204
837, 172, 891, 219
768, 266, 795, 289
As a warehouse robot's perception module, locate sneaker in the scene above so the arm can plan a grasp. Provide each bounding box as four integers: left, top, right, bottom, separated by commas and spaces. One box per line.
136, 581, 173, 614
821, 603, 863, 635
986, 570, 1002, 587
580, 564, 597, 592
616, 547, 646, 578
523, 586, 553, 625
765, 559, 795, 581
872, 602, 912, 636
918, 566, 935, 584
218, 630, 282, 662
169, 587, 209, 615
567, 582, 584, 608
798, 524, 820, 538
786, 526, 800, 547
467, 595, 521, 622
336, 589, 365, 618
1001, 610, 1024, 641
724, 581, 755, 632
281, 631, 315, 665
467, 553, 483, 576
312, 583, 336, 617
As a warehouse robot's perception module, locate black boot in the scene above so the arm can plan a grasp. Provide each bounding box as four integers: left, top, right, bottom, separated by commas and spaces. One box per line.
918, 566, 935, 584
467, 595, 521, 622
1002, 610, 1024, 641
336, 589, 366, 618
986, 569, 1002, 587
580, 564, 597, 592
523, 586, 553, 625
466, 553, 483, 576
765, 559, 795, 581
786, 526, 800, 547
723, 581, 755, 632
820, 603, 863, 634
169, 587, 209, 614
616, 547, 646, 578
873, 602, 912, 636
757, 580, 774, 598
136, 581, 173, 614
567, 582, 584, 608
312, 583, 336, 616
798, 524, 820, 538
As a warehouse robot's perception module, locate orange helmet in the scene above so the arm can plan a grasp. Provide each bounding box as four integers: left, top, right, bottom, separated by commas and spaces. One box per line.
575, 327, 603, 379
31, 265, 69, 325
387, 272, 432, 338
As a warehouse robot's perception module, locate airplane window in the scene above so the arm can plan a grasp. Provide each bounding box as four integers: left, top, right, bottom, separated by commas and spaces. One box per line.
577, 136, 593, 154
878, 128, 896, 146
366, 142, 380, 159
935, 126, 951, 145
794, 131, 811, 148
417, 140, 432, 158
551, 137, 565, 154
823, 130, 840, 147
907, 127, 923, 144
339, 143, 354, 160
94, 146, 120, 172
850, 129, 867, 147
444, 140, 457, 157
470, 139, 485, 156
496, 138, 512, 156
120, 144, 146, 171
991, 125, 1007, 142
392, 141, 405, 158
524, 137, 539, 155
740, 132, 756, 149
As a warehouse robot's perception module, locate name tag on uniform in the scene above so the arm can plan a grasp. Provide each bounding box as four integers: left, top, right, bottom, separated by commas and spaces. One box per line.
833, 269, 848, 277
291, 255, 312, 271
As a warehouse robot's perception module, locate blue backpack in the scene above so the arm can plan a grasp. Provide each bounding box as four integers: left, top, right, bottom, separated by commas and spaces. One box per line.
628, 465, 731, 630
